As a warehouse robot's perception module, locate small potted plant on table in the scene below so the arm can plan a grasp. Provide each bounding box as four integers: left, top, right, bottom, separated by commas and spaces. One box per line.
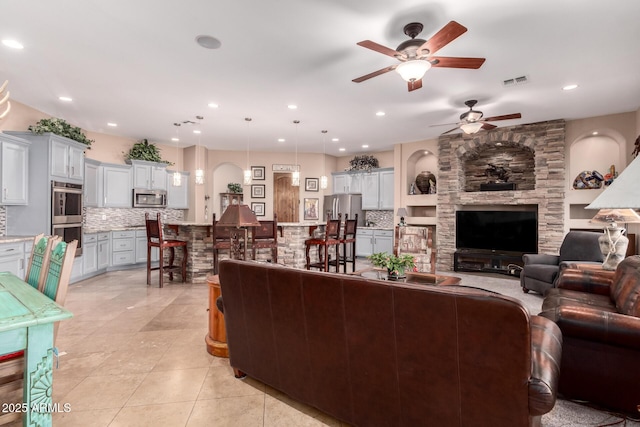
368, 252, 416, 280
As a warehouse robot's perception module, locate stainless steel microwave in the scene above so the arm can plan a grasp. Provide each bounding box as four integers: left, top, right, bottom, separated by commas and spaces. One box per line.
132, 189, 167, 208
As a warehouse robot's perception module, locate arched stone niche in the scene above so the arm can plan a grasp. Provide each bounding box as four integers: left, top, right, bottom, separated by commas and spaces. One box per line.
460, 141, 535, 191
406, 149, 438, 194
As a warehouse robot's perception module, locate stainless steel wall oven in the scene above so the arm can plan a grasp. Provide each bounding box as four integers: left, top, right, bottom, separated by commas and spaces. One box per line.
51, 181, 83, 256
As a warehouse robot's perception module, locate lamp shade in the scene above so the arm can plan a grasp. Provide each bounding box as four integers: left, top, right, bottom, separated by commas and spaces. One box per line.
587, 155, 640, 209
590, 208, 640, 226
395, 60, 431, 82
460, 122, 484, 134
217, 204, 261, 228
396, 208, 408, 218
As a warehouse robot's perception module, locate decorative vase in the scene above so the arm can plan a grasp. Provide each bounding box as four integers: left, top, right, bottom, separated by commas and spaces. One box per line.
599, 226, 629, 271
387, 268, 406, 281
415, 171, 436, 194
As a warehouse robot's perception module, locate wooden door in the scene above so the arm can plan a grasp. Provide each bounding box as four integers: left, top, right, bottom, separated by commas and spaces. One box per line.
274, 173, 299, 222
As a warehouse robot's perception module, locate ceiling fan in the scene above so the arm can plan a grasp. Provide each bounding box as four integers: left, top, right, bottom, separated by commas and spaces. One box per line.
352, 21, 485, 92
430, 100, 522, 135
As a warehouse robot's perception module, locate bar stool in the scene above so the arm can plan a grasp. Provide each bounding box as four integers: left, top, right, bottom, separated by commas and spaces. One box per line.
212, 213, 232, 274
251, 214, 278, 263
145, 213, 188, 288
305, 214, 342, 272
338, 213, 358, 273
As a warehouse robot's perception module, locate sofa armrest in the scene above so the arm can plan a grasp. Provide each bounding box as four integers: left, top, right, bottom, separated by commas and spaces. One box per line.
556, 269, 613, 296
528, 316, 562, 416
542, 306, 640, 350
523, 254, 560, 266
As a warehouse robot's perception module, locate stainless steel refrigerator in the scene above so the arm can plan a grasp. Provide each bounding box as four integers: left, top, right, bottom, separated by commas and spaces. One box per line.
323, 194, 365, 226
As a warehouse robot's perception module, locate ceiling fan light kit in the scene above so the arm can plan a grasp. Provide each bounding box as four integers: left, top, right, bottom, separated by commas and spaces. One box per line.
396, 60, 431, 82
460, 122, 484, 134
431, 99, 522, 135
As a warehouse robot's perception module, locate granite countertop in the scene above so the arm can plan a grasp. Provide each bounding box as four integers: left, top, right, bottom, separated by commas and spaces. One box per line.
357, 226, 394, 230
278, 222, 325, 227
83, 225, 146, 234
0, 235, 36, 244
164, 221, 212, 226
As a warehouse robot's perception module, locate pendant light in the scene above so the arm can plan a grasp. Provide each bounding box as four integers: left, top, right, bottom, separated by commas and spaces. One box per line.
292, 120, 300, 186
172, 123, 182, 186
243, 117, 252, 185
320, 129, 328, 189
195, 115, 204, 185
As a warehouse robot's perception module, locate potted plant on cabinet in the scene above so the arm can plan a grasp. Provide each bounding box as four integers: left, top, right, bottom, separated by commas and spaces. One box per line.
124, 139, 172, 164
29, 117, 94, 148
368, 252, 416, 280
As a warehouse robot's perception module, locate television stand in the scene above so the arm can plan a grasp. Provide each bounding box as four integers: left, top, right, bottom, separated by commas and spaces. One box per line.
454, 249, 525, 276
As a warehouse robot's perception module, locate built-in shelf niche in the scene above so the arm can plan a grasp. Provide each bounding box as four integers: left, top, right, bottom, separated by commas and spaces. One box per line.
406, 150, 438, 196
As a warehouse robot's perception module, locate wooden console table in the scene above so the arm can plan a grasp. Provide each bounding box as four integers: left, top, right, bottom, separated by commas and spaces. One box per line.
205, 274, 228, 358
0, 272, 73, 427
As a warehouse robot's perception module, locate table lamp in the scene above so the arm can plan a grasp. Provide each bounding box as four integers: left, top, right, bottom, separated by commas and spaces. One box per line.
217, 204, 261, 260
586, 155, 640, 270
396, 207, 408, 226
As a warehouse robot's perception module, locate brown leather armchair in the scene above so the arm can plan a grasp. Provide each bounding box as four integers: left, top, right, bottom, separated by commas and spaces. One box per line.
539, 255, 640, 415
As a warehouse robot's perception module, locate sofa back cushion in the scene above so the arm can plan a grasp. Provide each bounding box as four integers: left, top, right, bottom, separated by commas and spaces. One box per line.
611, 255, 640, 316
558, 231, 604, 263
219, 259, 536, 426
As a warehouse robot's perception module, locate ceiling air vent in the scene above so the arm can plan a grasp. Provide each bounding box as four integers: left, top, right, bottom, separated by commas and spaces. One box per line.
503, 75, 529, 87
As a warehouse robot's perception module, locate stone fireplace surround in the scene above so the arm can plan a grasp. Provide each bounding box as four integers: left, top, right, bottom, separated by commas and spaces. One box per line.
436, 120, 566, 271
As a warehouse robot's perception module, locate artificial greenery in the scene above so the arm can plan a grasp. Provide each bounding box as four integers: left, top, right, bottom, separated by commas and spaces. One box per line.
227, 183, 243, 193
124, 139, 172, 164
28, 118, 94, 148
347, 155, 379, 172
368, 252, 416, 276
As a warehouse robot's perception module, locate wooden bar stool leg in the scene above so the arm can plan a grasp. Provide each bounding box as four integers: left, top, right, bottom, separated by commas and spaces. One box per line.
181, 245, 188, 282
305, 244, 312, 270
147, 245, 152, 285
159, 246, 164, 288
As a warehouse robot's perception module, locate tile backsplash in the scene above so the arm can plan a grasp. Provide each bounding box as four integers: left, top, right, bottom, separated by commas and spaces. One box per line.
0, 206, 6, 236
84, 207, 184, 229
365, 210, 394, 228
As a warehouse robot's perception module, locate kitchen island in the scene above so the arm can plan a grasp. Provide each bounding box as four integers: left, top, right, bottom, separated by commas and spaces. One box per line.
164, 221, 326, 280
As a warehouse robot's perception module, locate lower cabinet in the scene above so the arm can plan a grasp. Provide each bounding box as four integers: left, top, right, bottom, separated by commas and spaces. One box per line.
111, 230, 136, 266
97, 233, 110, 270
135, 230, 158, 263
0, 241, 26, 279
356, 229, 394, 257
83, 233, 98, 275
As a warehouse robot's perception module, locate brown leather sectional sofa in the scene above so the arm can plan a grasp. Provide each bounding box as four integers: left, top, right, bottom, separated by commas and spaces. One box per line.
540, 255, 640, 415
218, 260, 562, 426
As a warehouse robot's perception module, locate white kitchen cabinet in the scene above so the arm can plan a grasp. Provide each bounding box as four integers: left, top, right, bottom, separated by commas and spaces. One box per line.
361, 168, 394, 210
0, 134, 29, 205
83, 233, 98, 275
70, 256, 83, 284
332, 172, 362, 194
97, 233, 110, 270
84, 158, 101, 207
135, 229, 158, 263
356, 228, 393, 257
0, 241, 26, 279
111, 230, 136, 266
103, 164, 132, 208
166, 170, 189, 209
131, 160, 167, 190
51, 138, 85, 181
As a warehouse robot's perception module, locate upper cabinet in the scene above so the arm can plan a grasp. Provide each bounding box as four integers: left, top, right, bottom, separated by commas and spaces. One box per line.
51, 139, 84, 181
361, 168, 394, 210
84, 158, 101, 207
0, 133, 30, 205
332, 172, 363, 194
166, 170, 189, 209
102, 164, 132, 208
130, 160, 167, 191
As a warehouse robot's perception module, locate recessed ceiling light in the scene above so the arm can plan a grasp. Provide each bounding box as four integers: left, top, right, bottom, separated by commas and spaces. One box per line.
2, 40, 24, 49
287, 104, 298, 110
58, 96, 72, 102
592, 131, 599, 135
424, 150, 430, 155
332, 138, 339, 142
195, 35, 221, 49
562, 84, 578, 91
208, 103, 219, 108
278, 138, 285, 142
107, 122, 117, 127
339, 148, 346, 152
376, 111, 386, 116
193, 130, 201, 134
362, 145, 369, 148
171, 137, 179, 142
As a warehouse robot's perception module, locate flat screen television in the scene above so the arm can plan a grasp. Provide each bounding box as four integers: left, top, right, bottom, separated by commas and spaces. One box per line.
456, 210, 538, 253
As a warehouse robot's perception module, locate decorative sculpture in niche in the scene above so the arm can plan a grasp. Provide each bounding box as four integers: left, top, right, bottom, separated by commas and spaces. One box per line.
572, 170, 603, 189
485, 163, 511, 183
415, 171, 436, 194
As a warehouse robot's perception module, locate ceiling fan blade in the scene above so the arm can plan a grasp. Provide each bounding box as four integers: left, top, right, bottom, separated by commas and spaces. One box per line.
441, 127, 460, 135
419, 21, 467, 56
357, 40, 405, 59
481, 123, 497, 131
408, 79, 423, 92
482, 113, 522, 122
428, 122, 459, 127
430, 56, 486, 69
352, 65, 397, 83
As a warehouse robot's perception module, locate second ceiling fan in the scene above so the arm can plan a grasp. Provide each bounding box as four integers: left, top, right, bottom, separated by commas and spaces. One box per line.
352, 21, 485, 92
430, 100, 522, 135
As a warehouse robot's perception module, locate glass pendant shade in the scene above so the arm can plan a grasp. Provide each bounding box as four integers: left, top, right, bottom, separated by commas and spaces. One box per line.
460, 122, 484, 134
243, 169, 252, 185
172, 171, 182, 187
395, 60, 431, 82
195, 169, 204, 185
320, 175, 328, 189
292, 170, 300, 186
